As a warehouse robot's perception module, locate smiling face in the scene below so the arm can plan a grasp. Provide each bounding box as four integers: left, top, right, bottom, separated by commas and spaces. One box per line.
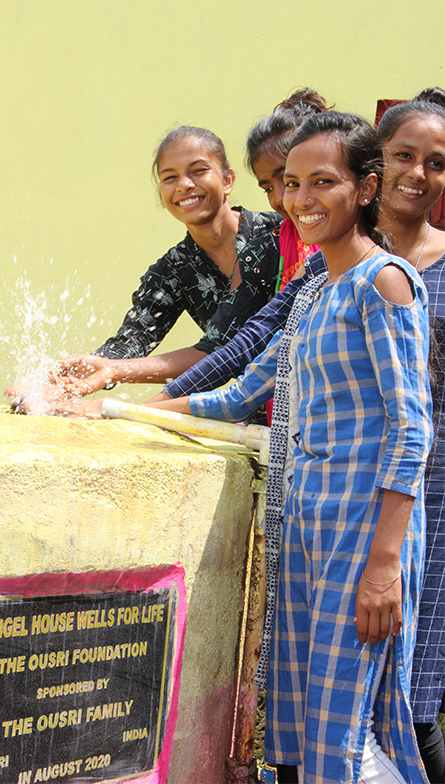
252, 151, 288, 218
158, 137, 235, 226
382, 114, 445, 220
282, 134, 376, 250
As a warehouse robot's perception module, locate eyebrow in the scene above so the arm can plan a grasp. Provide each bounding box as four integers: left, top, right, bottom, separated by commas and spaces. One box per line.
283, 168, 330, 179
159, 158, 210, 175
391, 142, 445, 157
257, 165, 285, 187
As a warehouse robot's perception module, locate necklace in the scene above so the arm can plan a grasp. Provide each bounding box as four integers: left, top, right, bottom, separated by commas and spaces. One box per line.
350, 243, 377, 271
225, 254, 240, 292
230, 255, 238, 277
314, 244, 376, 301
415, 224, 431, 269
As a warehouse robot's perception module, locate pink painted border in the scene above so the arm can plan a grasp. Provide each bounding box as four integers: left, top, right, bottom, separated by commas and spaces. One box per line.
0, 566, 188, 784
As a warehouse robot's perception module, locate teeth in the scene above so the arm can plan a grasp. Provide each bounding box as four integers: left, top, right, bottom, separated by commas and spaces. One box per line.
299, 213, 326, 225
178, 197, 201, 206
397, 184, 424, 196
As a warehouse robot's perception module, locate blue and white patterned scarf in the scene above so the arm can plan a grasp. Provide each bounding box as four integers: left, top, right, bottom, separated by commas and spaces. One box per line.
255, 268, 328, 688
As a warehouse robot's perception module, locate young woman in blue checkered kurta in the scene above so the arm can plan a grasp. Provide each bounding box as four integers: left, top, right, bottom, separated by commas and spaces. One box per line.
149, 113, 433, 783
378, 96, 445, 783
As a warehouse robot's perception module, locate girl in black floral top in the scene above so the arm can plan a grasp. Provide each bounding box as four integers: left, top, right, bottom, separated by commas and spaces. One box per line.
6, 126, 281, 410
52, 126, 281, 395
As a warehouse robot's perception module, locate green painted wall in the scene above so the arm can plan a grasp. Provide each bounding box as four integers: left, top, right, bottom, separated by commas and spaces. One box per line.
0, 0, 444, 401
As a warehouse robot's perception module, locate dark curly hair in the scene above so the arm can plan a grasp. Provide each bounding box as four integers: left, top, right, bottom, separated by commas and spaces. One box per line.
246, 88, 331, 172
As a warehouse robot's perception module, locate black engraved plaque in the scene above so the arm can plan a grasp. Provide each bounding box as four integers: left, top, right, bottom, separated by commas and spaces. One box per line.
0, 588, 177, 784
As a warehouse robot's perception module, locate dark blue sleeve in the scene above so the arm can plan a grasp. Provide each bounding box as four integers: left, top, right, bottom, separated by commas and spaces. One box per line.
163, 283, 294, 396
164, 250, 326, 397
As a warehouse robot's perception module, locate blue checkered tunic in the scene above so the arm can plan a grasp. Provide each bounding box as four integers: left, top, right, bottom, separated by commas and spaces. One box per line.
191, 254, 433, 784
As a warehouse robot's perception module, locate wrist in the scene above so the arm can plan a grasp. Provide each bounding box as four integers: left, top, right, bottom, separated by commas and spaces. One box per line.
362, 556, 401, 583
366, 548, 401, 570
361, 567, 401, 587
107, 360, 134, 384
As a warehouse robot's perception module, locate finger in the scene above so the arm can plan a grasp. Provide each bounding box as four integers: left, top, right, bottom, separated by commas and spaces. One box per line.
56, 357, 89, 375
57, 354, 88, 365
391, 608, 403, 637
54, 359, 75, 374
48, 367, 64, 384
367, 612, 381, 646
378, 608, 392, 641
59, 379, 92, 396
4, 386, 20, 398
355, 610, 370, 645
51, 403, 80, 417
4, 388, 26, 412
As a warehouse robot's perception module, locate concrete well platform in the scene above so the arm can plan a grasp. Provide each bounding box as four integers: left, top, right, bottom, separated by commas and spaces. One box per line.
0, 413, 260, 784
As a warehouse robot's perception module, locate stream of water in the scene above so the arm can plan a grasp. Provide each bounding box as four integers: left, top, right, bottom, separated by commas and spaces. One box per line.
0, 258, 154, 415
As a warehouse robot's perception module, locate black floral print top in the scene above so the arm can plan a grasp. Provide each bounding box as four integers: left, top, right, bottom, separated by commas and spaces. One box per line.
95, 207, 282, 358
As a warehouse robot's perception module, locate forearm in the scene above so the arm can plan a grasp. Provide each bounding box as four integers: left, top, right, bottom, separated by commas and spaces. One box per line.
164, 256, 328, 399
365, 488, 415, 579
164, 284, 298, 398
144, 395, 192, 414
102, 347, 208, 385
355, 488, 415, 644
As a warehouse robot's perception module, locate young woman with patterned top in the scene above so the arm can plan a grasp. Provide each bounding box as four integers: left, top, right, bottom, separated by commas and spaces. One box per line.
60, 92, 325, 397
10, 91, 329, 415
135, 88, 328, 411
377, 94, 445, 784
141, 111, 433, 784
5, 125, 282, 410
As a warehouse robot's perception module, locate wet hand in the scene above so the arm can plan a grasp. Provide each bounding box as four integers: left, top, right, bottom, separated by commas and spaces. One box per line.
4, 382, 70, 415
53, 355, 116, 395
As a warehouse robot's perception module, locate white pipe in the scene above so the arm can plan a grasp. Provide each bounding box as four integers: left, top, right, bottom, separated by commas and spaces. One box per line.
101, 399, 270, 465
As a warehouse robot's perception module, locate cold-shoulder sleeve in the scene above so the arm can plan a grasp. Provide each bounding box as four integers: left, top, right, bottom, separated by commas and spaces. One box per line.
357, 258, 433, 495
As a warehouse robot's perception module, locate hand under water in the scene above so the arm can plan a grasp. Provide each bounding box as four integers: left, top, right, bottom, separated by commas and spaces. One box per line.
53, 355, 117, 395
4, 381, 103, 418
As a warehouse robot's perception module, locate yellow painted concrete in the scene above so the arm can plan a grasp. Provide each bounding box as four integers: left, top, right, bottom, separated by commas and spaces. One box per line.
0, 1, 443, 400
0, 413, 258, 782
0, 413, 254, 591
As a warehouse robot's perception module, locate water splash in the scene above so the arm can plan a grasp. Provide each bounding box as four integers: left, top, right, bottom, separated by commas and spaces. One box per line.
0, 263, 101, 415
0, 260, 156, 414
